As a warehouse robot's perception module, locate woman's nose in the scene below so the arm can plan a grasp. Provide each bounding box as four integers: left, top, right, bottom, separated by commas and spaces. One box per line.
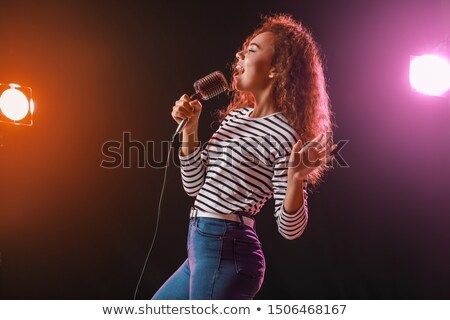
235, 50, 244, 60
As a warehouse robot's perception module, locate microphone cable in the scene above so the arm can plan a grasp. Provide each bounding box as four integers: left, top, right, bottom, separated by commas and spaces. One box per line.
133, 71, 228, 299
133, 132, 178, 300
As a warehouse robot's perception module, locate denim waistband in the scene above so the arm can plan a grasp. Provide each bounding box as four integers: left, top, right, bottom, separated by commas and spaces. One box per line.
189, 207, 255, 228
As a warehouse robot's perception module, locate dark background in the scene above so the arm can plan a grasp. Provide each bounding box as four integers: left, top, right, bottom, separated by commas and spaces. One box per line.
1, 0, 449, 299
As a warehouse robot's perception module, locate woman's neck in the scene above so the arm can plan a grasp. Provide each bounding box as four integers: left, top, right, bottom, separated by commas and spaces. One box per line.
250, 88, 278, 118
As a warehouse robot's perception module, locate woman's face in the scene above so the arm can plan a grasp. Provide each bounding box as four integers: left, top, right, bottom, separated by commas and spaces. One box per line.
235, 31, 277, 93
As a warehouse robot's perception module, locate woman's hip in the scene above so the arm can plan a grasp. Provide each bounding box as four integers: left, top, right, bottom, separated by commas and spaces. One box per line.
188, 217, 266, 294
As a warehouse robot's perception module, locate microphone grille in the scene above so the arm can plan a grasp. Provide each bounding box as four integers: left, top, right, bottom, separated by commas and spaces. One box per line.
193, 71, 228, 100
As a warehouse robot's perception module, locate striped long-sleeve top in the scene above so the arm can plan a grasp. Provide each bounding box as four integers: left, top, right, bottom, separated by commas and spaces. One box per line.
179, 107, 308, 240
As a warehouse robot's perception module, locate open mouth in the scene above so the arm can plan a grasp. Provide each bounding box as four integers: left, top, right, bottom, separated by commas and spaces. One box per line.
236, 64, 245, 75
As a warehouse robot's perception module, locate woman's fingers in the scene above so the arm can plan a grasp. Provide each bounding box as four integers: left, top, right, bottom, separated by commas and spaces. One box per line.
288, 134, 335, 174
175, 100, 194, 112
189, 99, 202, 112
313, 132, 325, 144
175, 97, 202, 114
172, 104, 192, 119
330, 143, 337, 154
304, 133, 325, 151
325, 154, 335, 167
305, 133, 335, 158
171, 94, 203, 126
174, 99, 196, 117
180, 94, 190, 102
317, 143, 337, 158
171, 109, 185, 124
292, 139, 303, 154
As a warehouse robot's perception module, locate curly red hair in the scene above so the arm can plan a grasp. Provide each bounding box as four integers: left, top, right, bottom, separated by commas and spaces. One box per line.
218, 13, 335, 186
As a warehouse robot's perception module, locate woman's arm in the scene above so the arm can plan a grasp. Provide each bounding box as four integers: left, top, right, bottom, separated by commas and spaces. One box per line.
284, 178, 306, 213
273, 132, 336, 240
172, 94, 206, 196
272, 155, 308, 240
180, 126, 199, 157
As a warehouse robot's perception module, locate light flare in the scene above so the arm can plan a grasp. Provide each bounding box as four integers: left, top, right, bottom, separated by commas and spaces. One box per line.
0, 88, 30, 121
409, 55, 450, 96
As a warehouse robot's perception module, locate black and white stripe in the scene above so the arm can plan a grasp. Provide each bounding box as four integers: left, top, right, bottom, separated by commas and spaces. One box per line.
179, 107, 308, 240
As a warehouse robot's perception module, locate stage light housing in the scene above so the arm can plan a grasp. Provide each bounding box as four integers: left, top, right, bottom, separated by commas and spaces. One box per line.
0, 83, 34, 126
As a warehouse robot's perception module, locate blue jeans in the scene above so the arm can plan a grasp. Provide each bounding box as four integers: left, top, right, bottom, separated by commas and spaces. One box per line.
152, 217, 266, 299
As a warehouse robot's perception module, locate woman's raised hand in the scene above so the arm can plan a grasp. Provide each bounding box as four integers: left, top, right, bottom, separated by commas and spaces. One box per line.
287, 133, 337, 184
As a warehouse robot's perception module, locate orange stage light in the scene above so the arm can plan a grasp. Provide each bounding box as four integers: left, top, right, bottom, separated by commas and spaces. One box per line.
0, 83, 34, 126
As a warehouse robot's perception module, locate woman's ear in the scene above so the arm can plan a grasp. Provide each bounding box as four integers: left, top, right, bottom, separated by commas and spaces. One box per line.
268, 67, 277, 79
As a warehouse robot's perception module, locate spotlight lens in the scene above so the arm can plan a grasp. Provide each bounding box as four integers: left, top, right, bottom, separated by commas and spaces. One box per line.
410, 55, 450, 96
0, 88, 29, 121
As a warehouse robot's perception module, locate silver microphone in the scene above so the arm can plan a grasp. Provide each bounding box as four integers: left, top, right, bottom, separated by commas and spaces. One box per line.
174, 71, 229, 135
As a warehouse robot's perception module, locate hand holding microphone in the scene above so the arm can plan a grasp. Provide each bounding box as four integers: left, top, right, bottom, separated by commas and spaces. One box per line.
171, 95, 203, 133
171, 71, 229, 136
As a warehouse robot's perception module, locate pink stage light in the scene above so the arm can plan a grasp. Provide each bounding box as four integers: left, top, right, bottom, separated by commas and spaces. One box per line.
409, 55, 450, 96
